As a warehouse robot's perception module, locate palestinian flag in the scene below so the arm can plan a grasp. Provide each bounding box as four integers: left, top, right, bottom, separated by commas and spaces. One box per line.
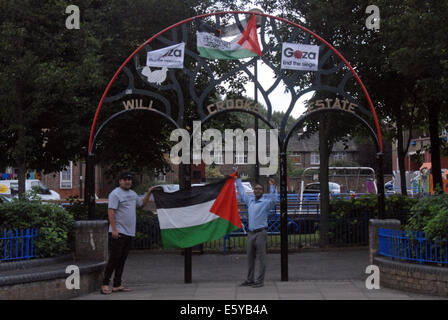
153, 174, 242, 248
196, 14, 262, 60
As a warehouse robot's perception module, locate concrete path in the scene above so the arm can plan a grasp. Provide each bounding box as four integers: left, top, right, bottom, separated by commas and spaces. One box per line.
76, 249, 447, 300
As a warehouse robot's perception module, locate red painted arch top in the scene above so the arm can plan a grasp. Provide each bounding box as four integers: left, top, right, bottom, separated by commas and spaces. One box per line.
88, 11, 383, 153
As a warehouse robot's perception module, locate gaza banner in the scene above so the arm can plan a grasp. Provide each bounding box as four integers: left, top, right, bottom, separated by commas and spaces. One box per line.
146, 43, 185, 69
281, 42, 319, 71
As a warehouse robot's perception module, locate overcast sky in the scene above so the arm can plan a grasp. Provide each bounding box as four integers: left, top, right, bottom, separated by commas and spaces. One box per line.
242, 59, 314, 119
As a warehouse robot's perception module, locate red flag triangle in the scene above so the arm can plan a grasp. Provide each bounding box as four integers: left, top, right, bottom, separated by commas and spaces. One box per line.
237, 14, 262, 56
209, 173, 242, 228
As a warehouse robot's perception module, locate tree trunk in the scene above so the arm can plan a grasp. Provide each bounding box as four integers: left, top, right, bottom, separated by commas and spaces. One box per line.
16, 108, 27, 198
319, 115, 330, 246
428, 104, 443, 193
396, 114, 408, 195
18, 162, 26, 197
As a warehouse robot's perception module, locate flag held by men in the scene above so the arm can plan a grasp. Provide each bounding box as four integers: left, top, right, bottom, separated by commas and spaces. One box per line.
153, 174, 242, 248
196, 14, 262, 60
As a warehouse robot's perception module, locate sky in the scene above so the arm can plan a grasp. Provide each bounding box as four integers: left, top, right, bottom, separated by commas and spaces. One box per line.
220, 7, 315, 120
243, 59, 314, 119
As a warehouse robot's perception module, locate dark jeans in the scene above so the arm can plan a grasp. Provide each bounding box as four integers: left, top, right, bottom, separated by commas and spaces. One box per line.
102, 233, 132, 287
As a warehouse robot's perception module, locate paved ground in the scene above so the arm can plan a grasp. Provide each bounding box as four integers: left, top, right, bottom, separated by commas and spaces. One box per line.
76, 249, 447, 300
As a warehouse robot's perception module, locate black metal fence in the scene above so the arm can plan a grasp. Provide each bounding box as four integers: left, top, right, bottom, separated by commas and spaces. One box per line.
132, 208, 410, 252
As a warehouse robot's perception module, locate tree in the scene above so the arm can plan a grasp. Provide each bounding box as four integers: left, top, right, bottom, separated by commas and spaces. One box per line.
258, 0, 447, 194
0, 0, 250, 194
384, 0, 448, 193
0, 0, 105, 195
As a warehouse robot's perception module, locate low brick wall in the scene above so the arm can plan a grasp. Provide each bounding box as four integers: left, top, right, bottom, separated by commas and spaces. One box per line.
374, 256, 448, 296
369, 219, 448, 297
0, 262, 105, 300
75, 220, 108, 261
368, 219, 401, 264
0, 220, 108, 300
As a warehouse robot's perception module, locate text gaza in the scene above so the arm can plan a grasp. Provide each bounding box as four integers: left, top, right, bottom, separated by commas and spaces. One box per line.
225, 304, 268, 315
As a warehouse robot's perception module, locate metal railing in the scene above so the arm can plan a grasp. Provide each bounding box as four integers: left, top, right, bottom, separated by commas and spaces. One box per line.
0, 229, 39, 261
378, 228, 448, 265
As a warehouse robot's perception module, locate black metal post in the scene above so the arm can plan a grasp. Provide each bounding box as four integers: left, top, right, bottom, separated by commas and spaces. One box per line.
182, 163, 192, 283
280, 150, 288, 281
79, 162, 83, 199
254, 58, 260, 184
85, 153, 96, 220
376, 152, 385, 219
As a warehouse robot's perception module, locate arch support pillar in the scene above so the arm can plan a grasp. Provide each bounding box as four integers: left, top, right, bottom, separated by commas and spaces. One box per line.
85, 153, 96, 220
280, 149, 288, 281
376, 152, 385, 219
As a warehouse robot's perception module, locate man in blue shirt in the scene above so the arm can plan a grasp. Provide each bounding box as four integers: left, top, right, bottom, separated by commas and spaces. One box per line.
236, 172, 278, 288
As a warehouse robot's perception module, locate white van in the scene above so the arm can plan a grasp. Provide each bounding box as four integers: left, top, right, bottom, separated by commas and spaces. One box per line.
0, 179, 61, 200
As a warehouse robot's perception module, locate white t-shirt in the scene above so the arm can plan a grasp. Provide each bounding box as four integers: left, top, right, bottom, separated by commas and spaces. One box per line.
108, 187, 142, 237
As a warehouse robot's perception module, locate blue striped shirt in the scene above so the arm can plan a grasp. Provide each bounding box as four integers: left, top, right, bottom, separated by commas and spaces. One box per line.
235, 179, 278, 231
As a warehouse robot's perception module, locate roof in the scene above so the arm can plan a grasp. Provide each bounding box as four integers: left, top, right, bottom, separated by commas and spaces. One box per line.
287, 132, 359, 152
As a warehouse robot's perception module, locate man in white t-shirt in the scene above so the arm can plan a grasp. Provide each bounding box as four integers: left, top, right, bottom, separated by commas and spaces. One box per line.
101, 171, 154, 294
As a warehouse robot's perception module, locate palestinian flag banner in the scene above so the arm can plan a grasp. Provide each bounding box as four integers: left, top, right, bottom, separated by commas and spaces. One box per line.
153, 174, 242, 248
196, 14, 262, 60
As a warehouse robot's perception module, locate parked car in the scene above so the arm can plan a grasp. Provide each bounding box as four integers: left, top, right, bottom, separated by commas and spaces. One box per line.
0, 179, 61, 200
0, 194, 12, 203
303, 182, 341, 195
385, 180, 395, 192
236, 181, 254, 202
148, 182, 254, 202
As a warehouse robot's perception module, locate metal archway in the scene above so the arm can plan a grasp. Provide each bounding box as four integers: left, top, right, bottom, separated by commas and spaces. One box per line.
85, 108, 180, 219
86, 10, 384, 283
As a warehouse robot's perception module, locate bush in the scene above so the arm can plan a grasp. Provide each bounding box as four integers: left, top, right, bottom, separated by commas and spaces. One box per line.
0, 195, 75, 258
64, 196, 109, 220
386, 194, 417, 215
330, 194, 378, 216
327, 194, 418, 244
406, 193, 448, 240
330, 194, 417, 217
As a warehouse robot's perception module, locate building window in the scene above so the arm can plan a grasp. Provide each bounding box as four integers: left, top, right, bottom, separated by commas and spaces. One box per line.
235, 152, 247, 164
333, 152, 345, 161
213, 151, 223, 164
60, 161, 73, 189
311, 152, 320, 165
289, 152, 302, 165
155, 171, 166, 182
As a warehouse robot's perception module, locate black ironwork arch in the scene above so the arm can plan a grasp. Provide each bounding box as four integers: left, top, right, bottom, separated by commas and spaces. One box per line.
85, 10, 385, 284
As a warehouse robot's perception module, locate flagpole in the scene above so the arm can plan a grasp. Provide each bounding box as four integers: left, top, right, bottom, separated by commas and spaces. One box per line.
254, 58, 260, 185
183, 163, 193, 283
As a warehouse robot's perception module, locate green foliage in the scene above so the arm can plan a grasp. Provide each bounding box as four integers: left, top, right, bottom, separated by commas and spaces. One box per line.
0, 0, 246, 188
0, 197, 75, 258
133, 182, 157, 195
206, 166, 224, 178
406, 194, 448, 240
329, 159, 361, 167
330, 194, 378, 216
329, 194, 418, 219
385, 194, 418, 215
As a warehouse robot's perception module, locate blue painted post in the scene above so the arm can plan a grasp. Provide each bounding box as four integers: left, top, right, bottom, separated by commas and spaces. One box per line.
3, 230, 6, 261
34, 229, 38, 258
418, 231, 423, 264
26, 229, 30, 259
21, 229, 24, 259
9, 230, 12, 260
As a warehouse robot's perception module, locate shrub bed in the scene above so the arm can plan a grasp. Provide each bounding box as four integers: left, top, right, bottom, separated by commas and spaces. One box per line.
0, 196, 75, 258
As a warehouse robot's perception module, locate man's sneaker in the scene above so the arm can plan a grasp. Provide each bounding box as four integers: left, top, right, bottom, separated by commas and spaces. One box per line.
239, 281, 254, 286
251, 282, 264, 288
